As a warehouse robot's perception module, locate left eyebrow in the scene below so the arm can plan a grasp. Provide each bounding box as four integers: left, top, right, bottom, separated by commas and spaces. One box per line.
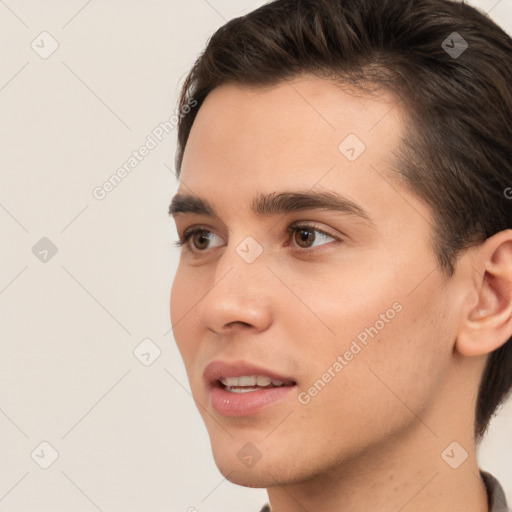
168, 190, 374, 225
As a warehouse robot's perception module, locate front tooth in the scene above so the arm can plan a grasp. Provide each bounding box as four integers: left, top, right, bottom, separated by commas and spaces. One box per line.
271, 379, 285, 386
238, 375, 258, 386
220, 376, 259, 387
256, 375, 272, 386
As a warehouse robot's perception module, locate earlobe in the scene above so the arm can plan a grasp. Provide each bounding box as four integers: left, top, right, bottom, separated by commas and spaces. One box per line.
456, 230, 512, 357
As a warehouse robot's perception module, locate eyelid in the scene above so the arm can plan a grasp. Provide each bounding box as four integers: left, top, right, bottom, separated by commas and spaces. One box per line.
287, 221, 337, 240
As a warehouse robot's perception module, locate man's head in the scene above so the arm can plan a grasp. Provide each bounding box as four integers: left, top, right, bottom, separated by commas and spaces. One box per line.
170, 0, 512, 488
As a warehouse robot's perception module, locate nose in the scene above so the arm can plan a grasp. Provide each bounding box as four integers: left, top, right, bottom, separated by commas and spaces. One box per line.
194, 242, 273, 336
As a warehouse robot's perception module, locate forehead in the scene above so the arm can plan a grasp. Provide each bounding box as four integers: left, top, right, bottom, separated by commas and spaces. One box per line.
178, 75, 415, 221
182, 75, 405, 172
191, 75, 404, 135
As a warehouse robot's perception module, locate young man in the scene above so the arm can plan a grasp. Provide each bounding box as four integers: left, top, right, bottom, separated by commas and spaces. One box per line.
169, 0, 512, 510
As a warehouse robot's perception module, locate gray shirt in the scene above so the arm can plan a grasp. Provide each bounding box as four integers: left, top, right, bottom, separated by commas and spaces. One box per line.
258, 470, 509, 512
481, 470, 510, 512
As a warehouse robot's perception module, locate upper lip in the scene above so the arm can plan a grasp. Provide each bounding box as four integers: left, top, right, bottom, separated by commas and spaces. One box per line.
204, 360, 297, 388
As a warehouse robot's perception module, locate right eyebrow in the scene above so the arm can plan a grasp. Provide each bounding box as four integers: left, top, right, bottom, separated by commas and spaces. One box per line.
168, 193, 217, 218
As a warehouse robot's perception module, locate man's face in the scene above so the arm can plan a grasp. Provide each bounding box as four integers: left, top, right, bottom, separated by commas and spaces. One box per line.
170, 76, 463, 487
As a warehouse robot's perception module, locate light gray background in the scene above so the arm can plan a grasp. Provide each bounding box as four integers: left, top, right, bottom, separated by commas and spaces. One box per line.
0, 1, 511, 511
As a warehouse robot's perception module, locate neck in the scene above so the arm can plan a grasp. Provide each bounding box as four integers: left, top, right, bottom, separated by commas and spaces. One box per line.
266, 424, 489, 512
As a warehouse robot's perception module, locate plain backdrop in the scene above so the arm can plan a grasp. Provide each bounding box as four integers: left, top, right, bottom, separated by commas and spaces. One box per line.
0, 1, 511, 511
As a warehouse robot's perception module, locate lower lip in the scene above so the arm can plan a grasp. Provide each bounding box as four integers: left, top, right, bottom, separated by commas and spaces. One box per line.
210, 385, 296, 416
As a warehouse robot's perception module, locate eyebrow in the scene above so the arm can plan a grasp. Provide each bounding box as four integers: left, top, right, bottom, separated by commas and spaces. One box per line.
168, 190, 374, 225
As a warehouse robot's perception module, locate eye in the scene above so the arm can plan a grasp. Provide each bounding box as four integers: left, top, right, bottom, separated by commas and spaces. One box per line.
287, 223, 337, 252
173, 223, 338, 254
174, 226, 224, 252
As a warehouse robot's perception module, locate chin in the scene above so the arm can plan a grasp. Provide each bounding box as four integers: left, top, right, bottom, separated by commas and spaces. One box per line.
211, 447, 269, 487
222, 468, 273, 489
211, 446, 309, 489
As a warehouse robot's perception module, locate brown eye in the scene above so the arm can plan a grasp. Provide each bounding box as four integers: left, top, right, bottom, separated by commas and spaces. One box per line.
294, 227, 316, 248
191, 230, 212, 251
175, 227, 224, 253
289, 224, 336, 251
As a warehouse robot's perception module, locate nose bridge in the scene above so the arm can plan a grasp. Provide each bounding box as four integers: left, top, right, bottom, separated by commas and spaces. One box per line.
196, 234, 272, 330
215, 229, 268, 289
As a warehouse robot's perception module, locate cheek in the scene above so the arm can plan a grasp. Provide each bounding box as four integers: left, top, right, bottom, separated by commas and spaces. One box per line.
170, 268, 201, 364
290, 265, 451, 437
169, 268, 185, 329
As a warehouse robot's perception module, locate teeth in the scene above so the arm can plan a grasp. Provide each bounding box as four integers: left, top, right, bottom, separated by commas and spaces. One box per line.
219, 375, 287, 388
257, 376, 272, 386
228, 387, 261, 393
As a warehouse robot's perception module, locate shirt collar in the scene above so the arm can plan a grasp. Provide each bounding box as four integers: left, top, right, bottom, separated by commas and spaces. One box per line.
481, 470, 509, 512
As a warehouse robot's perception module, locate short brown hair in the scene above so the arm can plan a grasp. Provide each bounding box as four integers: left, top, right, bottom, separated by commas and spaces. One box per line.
174, 0, 512, 442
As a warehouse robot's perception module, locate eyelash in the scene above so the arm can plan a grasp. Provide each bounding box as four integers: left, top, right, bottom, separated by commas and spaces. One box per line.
173, 223, 338, 255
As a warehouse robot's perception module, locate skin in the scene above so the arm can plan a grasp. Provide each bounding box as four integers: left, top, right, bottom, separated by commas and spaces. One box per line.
170, 75, 512, 512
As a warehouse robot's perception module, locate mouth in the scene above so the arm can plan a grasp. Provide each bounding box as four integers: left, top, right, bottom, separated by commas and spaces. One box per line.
204, 360, 298, 416
217, 375, 296, 393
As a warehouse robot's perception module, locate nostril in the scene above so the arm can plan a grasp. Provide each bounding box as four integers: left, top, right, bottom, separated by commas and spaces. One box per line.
227, 321, 251, 327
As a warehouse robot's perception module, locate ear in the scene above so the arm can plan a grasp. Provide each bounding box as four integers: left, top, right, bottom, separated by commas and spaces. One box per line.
456, 229, 512, 357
